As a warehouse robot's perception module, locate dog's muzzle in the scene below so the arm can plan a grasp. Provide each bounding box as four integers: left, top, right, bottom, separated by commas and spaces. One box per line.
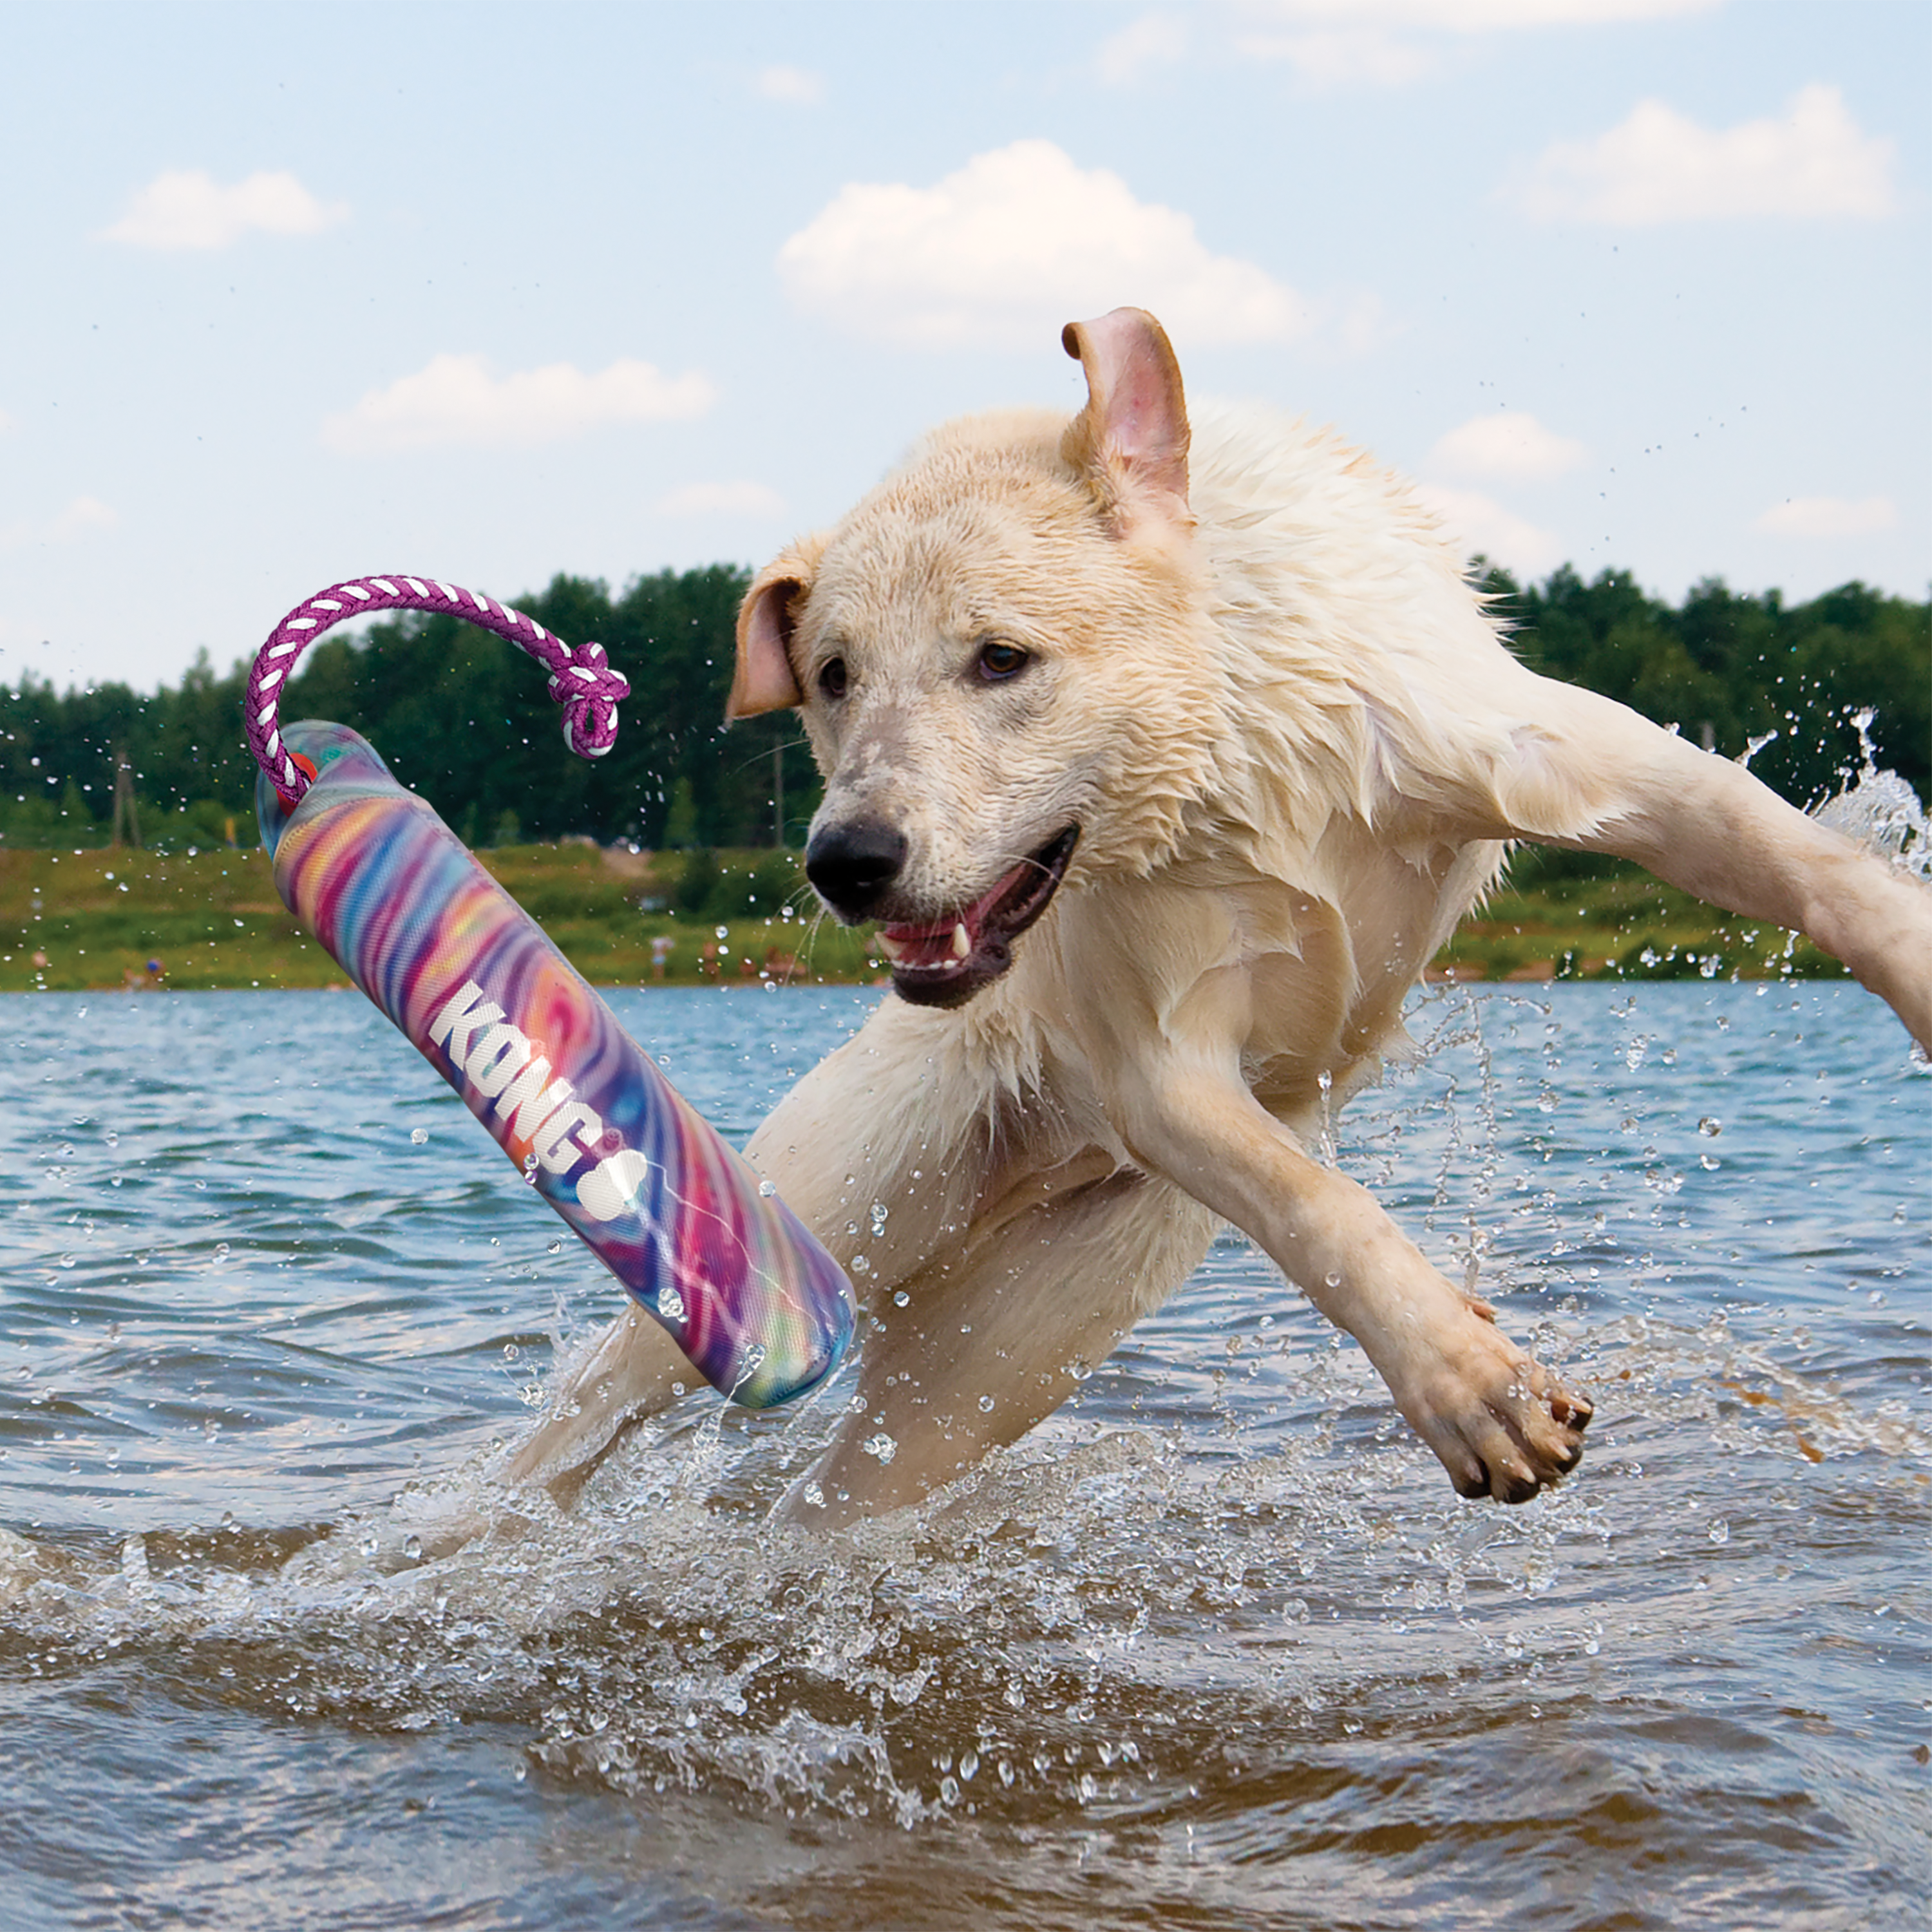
806, 820, 1081, 1010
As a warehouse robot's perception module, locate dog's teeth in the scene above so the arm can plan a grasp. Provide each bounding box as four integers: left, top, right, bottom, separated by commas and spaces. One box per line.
877, 933, 906, 963
951, 923, 971, 960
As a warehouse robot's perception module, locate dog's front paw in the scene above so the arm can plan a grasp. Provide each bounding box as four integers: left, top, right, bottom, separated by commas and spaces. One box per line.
1391, 1314, 1593, 1504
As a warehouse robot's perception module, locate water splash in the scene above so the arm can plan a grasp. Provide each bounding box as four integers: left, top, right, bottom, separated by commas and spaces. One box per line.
1809, 708, 1931, 882
3, 987, 1926, 1919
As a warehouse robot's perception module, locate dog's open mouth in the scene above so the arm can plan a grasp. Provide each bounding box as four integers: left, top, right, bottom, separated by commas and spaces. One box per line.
875, 826, 1079, 1008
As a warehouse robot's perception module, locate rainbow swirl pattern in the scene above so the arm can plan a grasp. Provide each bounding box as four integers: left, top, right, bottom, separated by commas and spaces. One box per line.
257, 720, 852, 1408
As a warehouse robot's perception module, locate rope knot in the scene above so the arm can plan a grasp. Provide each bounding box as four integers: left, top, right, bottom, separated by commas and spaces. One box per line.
546, 639, 630, 760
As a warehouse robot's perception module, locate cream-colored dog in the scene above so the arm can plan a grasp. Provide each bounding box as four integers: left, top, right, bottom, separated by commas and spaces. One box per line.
507, 308, 1932, 1525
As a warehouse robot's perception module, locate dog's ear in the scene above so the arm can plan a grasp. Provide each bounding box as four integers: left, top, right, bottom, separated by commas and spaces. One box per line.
1059, 308, 1191, 536
728, 540, 824, 720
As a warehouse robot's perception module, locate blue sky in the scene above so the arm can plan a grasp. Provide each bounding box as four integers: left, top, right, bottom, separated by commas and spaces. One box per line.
3, 0, 1926, 695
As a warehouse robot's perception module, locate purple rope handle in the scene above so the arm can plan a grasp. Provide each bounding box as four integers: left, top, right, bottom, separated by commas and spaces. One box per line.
245, 574, 630, 806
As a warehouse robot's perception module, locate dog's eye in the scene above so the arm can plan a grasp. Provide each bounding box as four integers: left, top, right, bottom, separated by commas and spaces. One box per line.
976, 639, 1030, 682
817, 657, 848, 701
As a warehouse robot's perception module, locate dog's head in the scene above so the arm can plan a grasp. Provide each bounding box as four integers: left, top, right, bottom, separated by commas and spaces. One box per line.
729, 308, 1222, 1009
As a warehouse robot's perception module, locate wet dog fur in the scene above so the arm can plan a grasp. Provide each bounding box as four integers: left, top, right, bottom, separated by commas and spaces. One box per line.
506, 308, 1932, 1526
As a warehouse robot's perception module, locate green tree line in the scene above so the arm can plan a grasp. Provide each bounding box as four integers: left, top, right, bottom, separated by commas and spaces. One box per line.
1482, 566, 1929, 811
1, 563, 1925, 852
0, 565, 811, 852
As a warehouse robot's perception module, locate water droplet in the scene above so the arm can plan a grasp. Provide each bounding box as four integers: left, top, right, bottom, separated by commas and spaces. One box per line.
1698, 1116, 1721, 1137
758, 1179, 777, 1197
402, 1534, 423, 1562
862, 1432, 897, 1463
959, 1750, 979, 1781
870, 1201, 889, 1237
893, 1289, 909, 1307
659, 1284, 686, 1323
714, 925, 729, 940
978, 1394, 995, 1412
410, 1127, 428, 1145
1707, 1518, 1729, 1546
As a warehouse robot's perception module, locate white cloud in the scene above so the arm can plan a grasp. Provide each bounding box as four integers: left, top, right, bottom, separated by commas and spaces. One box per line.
755, 64, 824, 104
1240, 28, 1435, 88
655, 480, 788, 518
1097, 14, 1192, 86
778, 140, 1308, 350
1413, 483, 1565, 576
1231, 0, 1720, 85
1431, 411, 1588, 480
1, 496, 118, 551
1238, 0, 1717, 28
321, 354, 716, 455
1513, 85, 1899, 224
102, 169, 347, 250
1755, 495, 1897, 540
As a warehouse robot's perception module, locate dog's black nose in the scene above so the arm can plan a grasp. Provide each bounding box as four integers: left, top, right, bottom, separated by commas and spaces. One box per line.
806, 819, 907, 920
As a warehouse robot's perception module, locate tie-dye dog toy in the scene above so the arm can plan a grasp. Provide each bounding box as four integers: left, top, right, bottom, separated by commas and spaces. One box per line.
247, 578, 851, 1408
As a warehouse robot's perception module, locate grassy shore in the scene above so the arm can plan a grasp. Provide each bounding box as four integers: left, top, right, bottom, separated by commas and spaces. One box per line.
0, 838, 1845, 996
0, 842, 879, 994
1430, 847, 1848, 985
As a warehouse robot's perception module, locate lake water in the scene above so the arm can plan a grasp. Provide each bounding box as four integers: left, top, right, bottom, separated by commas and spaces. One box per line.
3, 981, 1927, 1931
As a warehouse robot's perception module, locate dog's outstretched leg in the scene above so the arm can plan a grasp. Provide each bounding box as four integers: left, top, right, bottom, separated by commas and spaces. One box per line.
1153, 1084, 1589, 1500
1496, 677, 1932, 1050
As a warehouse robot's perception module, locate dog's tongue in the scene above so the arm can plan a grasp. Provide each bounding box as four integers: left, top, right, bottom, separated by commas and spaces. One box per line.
878, 861, 1029, 970
878, 916, 971, 970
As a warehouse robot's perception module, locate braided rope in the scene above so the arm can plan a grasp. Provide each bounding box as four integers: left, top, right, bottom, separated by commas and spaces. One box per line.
245, 574, 631, 806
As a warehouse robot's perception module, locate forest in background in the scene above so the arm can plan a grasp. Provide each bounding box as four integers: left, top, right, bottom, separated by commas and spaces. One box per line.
1, 561, 1926, 854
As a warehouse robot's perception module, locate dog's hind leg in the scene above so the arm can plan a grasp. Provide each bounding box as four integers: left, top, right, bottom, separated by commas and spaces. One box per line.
778, 1166, 1220, 1528
498, 1305, 696, 1508
501, 998, 996, 1513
